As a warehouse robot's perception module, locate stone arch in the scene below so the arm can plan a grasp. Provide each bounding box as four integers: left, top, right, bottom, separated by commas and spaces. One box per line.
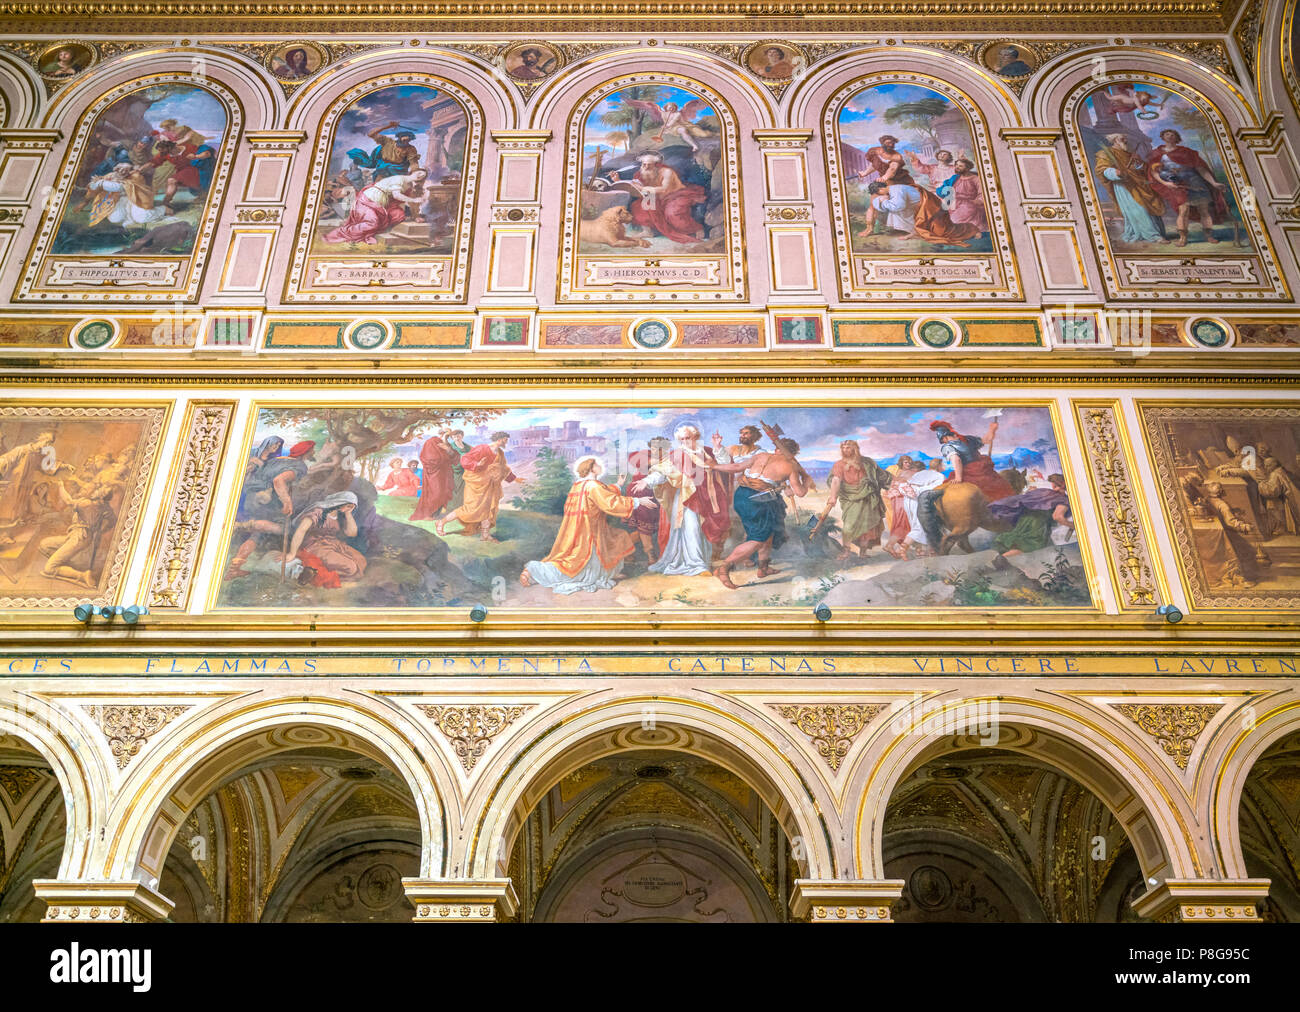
0, 51, 44, 129
851, 697, 1196, 883
466, 696, 836, 882
1206, 696, 1300, 880
0, 697, 105, 880
105, 698, 449, 888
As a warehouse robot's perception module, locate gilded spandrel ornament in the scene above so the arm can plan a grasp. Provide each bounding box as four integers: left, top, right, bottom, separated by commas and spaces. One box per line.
86, 704, 191, 770
416, 704, 532, 772
1112, 703, 1223, 771
772, 703, 885, 771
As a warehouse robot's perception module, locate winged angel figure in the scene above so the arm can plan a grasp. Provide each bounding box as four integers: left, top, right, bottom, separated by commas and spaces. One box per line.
622, 97, 711, 152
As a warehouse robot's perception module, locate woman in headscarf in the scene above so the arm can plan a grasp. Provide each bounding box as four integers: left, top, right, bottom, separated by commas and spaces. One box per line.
287, 491, 366, 588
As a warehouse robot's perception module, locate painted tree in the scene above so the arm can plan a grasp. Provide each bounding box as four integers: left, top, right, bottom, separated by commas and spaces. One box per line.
883, 97, 950, 151
511, 447, 574, 514
1167, 103, 1223, 177
598, 85, 665, 142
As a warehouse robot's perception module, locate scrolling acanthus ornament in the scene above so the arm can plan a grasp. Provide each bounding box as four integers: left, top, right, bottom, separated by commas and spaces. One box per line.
148, 404, 235, 609
1111, 703, 1223, 770
416, 704, 532, 772
85, 705, 191, 770
771, 703, 884, 771
1077, 405, 1158, 608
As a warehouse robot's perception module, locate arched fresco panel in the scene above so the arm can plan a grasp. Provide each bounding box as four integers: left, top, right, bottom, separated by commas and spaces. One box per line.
559, 74, 745, 302
1064, 76, 1286, 300
284, 74, 481, 302
14, 76, 240, 303
822, 73, 1018, 301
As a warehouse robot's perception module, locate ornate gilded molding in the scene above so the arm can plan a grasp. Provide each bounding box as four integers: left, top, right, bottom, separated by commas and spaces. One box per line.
1232, 0, 1263, 83
1111, 702, 1223, 770
771, 703, 884, 771
234, 208, 282, 223
416, 703, 533, 772
1076, 404, 1159, 608
147, 402, 235, 610
0, 765, 43, 804
85, 704, 191, 770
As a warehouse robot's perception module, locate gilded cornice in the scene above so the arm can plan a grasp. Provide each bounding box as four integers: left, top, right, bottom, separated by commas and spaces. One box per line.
0, 1, 1246, 35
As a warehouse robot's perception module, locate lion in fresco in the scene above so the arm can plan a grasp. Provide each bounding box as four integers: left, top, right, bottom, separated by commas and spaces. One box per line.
579, 206, 652, 249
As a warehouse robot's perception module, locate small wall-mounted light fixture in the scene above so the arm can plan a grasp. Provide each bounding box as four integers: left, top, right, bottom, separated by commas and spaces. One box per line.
469, 604, 488, 623
73, 603, 149, 625
814, 604, 832, 623
1155, 604, 1183, 624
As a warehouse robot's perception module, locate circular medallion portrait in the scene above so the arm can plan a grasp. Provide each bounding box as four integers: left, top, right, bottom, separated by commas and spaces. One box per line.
267, 41, 327, 81
502, 42, 562, 83
344, 319, 393, 351
915, 318, 958, 349
72, 319, 115, 350
631, 318, 674, 350
980, 41, 1039, 79
37, 42, 95, 81
743, 41, 806, 81
1187, 317, 1232, 349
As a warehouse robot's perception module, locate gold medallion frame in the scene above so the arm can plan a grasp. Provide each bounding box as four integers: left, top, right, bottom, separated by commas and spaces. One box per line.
559, 73, 747, 304
822, 72, 1021, 302
15, 74, 244, 304
282, 72, 484, 304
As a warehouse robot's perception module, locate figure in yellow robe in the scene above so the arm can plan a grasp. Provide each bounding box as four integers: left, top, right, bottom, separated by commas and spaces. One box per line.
436, 432, 517, 542
520, 457, 651, 594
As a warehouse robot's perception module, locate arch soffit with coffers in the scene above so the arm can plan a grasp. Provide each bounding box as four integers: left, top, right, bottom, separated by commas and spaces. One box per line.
101, 697, 453, 885
463, 696, 837, 883
846, 698, 1200, 883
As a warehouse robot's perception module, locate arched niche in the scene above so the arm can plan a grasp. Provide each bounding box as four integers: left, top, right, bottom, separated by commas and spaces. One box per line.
788, 49, 1023, 304
13, 57, 256, 305
104, 700, 448, 891
281, 66, 487, 304
528, 49, 772, 306
1042, 55, 1288, 301
467, 698, 836, 886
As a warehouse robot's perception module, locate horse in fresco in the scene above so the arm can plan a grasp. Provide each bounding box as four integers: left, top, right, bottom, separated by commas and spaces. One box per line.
926, 467, 1027, 555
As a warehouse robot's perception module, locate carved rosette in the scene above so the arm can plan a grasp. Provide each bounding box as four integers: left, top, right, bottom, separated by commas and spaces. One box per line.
1112, 703, 1223, 771
771, 703, 884, 771
85, 705, 191, 770
416, 704, 533, 772
1076, 405, 1158, 608
147, 403, 235, 609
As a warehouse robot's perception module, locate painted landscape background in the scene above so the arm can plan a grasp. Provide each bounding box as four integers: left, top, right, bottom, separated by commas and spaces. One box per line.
216, 404, 1088, 611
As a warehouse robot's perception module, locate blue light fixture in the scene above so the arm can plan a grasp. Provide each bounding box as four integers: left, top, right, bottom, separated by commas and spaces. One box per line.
814, 604, 832, 622
1155, 604, 1183, 624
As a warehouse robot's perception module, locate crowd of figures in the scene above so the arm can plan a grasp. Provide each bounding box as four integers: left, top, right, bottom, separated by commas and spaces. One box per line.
225, 412, 1075, 603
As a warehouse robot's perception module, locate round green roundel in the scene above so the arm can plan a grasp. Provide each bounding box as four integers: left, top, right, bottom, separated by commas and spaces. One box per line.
1190, 319, 1228, 348
918, 319, 956, 348
73, 320, 114, 350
